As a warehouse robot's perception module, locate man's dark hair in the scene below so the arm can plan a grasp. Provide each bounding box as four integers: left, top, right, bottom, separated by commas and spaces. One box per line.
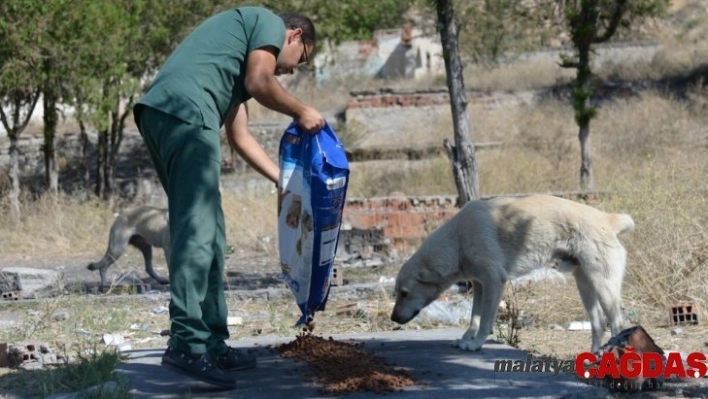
279, 12, 316, 47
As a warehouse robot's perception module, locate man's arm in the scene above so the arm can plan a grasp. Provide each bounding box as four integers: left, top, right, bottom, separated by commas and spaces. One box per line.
225, 103, 279, 184
245, 47, 323, 132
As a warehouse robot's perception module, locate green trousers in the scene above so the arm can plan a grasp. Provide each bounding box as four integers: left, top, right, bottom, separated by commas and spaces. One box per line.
134, 104, 229, 356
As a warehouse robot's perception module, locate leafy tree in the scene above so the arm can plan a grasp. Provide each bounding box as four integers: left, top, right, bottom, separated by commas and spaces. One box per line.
0, 0, 46, 222
39, 0, 75, 197
560, 0, 667, 190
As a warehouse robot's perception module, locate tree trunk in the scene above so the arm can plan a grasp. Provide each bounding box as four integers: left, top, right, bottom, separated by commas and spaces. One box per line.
578, 123, 593, 190
436, 0, 480, 206
8, 135, 21, 224
79, 119, 92, 193
0, 91, 41, 223
103, 109, 119, 204
42, 91, 59, 197
103, 95, 133, 204
95, 130, 106, 198
576, 44, 594, 191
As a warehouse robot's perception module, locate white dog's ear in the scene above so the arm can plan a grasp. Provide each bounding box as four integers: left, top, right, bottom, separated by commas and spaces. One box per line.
417, 268, 443, 284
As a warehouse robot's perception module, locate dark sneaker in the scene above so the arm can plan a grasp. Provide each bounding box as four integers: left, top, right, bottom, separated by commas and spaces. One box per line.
214, 347, 257, 371
161, 347, 236, 388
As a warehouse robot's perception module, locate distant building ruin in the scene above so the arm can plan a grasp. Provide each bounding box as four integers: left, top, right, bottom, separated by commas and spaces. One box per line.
313, 27, 445, 86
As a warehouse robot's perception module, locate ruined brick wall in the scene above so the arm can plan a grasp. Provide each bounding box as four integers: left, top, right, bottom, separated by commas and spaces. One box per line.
342, 194, 459, 256
345, 88, 539, 141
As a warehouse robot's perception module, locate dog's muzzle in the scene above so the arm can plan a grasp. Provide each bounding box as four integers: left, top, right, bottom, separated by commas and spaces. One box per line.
390, 309, 419, 324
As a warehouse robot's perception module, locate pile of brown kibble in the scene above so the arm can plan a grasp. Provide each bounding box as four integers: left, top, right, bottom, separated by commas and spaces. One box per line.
275, 332, 416, 394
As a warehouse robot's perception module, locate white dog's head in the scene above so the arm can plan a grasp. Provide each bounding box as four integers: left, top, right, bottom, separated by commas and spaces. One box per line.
390, 254, 450, 324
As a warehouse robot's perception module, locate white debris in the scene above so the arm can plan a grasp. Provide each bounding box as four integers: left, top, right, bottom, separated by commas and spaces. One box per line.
102, 333, 125, 346
378, 276, 395, 285
567, 321, 592, 331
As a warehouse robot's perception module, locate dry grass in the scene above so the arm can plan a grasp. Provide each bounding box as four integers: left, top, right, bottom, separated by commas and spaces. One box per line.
0, 195, 114, 260
0, 187, 278, 262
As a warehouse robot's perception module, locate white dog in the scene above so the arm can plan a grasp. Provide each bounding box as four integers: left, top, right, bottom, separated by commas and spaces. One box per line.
390, 194, 634, 352
88, 206, 170, 288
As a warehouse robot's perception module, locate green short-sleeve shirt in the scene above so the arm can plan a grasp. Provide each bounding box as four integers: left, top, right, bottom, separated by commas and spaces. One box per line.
138, 7, 285, 130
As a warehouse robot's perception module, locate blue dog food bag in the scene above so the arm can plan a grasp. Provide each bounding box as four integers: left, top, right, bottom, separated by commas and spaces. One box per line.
277, 121, 349, 326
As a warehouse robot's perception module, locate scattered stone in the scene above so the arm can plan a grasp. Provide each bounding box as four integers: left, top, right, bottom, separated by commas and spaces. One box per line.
549, 324, 566, 331
670, 327, 683, 337
75, 329, 90, 337
129, 323, 149, 331
152, 306, 169, 315
51, 311, 70, 322
227, 316, 243, 326
7, 342, 68, 369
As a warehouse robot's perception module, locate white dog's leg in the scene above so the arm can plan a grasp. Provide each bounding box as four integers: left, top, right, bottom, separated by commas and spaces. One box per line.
593, 246, 627, 337
575, 244, 627, 352
455, 273, 505, 352
460, 280, 483, 342
573, 269, 607, 352
600, 245, 627, 338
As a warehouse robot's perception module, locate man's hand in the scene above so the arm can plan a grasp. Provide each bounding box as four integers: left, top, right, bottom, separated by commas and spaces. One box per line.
296, 106, 325, 133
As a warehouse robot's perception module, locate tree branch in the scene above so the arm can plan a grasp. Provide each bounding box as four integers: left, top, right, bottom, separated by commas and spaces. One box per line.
596, 0, 629, 43
18, 89, 41, 133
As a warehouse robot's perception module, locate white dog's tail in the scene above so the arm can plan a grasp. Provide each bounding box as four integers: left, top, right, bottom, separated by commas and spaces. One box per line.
608, 213, 635, 236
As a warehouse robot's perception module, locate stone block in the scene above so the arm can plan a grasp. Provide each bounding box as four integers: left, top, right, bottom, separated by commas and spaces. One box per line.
669, 301, 700, 326
0, 267, 63, 299
331, 266, 344, 287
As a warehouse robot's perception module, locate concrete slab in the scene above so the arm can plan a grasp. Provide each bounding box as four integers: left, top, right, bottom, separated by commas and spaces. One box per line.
0, 267, 63, 298
116, 329, 607, 398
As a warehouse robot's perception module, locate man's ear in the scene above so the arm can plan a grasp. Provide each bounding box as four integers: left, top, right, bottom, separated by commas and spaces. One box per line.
288, 28, 303, 43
